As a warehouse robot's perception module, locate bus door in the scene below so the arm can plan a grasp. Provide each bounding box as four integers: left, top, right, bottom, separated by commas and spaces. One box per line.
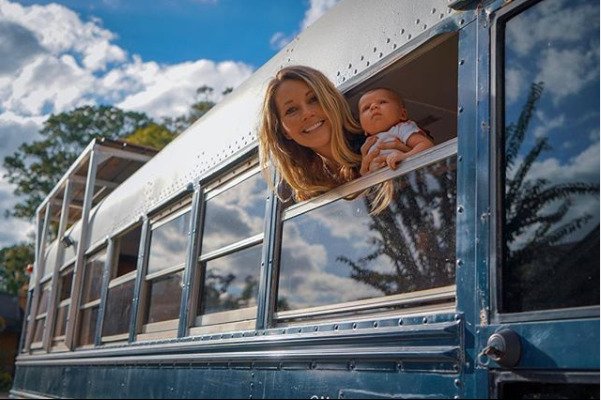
476, 0, 599, 397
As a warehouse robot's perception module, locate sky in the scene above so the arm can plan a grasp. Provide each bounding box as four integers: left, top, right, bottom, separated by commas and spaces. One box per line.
0, 0, 341, 248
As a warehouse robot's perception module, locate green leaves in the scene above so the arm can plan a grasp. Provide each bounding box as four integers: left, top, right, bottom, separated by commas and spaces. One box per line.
0, 243, 34, 295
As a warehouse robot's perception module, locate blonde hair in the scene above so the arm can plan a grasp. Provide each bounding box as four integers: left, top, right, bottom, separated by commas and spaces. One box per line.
258, 65, 363, 201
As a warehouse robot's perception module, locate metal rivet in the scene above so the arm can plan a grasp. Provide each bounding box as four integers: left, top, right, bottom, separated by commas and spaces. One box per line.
457, 205, 464, 213
423, 317, 428, 324
352, 323, 357, 330
416, 18, 420, 24
398, 318, 403, 325
373, 47, 377, 52
454, 379, 461, 387
334, 324, 339, 330
407, 34, 412, 39
400, 28, 405, 34
456, 259, 463, 267
373, 321, 378, 328
458, 106, 464, 113
386, 38, 391, 43
360, 55, 364, 60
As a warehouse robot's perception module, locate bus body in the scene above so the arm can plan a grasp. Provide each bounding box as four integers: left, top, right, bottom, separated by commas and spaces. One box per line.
12, 0, 599, 398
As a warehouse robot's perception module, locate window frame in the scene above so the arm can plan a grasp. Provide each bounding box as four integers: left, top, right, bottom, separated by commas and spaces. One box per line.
75, 246, 107, 349
189, 161, 267, 335
136, 196, 192, 341
50, 262, 74, 350
490, 0, 600, 324
273, 139, 458, 324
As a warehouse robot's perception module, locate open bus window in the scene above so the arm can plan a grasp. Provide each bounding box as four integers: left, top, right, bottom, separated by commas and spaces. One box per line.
51, 264, 73, 348
138, 199, 191, 339
101, 225, 141, 342
499, 0, 600, 313
76, 248, 106, 347
274, 33, 458, 322
191, 163, 267, 333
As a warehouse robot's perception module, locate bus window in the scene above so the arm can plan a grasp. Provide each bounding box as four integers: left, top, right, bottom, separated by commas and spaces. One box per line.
51, 264, 73, 349
76, 249, 106, 347
277, 155, 456, 320
138, 200, 191, 340
30, 281, 51, 349
191, 165, 267, 333
275, 33, 458, 322
101, 225, 141, 342
499, 0, 600, 313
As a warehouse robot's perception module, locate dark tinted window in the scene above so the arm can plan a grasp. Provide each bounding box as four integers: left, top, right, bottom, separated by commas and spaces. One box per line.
501, 0, 600, 312
277, 157, 456, 311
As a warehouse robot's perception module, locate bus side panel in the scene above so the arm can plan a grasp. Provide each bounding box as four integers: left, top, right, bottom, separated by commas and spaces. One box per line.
13, 363, 461, 398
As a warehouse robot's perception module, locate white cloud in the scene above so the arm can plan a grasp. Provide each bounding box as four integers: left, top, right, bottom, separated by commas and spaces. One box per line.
0, 0, 256, 248
269, 0, 341, 50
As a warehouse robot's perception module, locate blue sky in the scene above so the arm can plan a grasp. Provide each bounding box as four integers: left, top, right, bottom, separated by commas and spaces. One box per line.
0, 0, 340, 247
16, 0, 308, 67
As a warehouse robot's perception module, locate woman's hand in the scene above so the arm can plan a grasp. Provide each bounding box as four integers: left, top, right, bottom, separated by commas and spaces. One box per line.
360, 137, 411, 175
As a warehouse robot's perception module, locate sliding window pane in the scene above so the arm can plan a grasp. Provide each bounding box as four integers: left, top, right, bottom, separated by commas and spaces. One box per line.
102, 280, 135, 337
144, 271, 183, 324
77, 306, 98, 346
199, 245, 262, 315
147, 212, 190, 275
202, 173, 267, 253
278, 157, 456, 311
81, 250, 106, 304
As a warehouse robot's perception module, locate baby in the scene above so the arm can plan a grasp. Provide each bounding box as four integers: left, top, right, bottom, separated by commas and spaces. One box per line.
358, 88, 434, 171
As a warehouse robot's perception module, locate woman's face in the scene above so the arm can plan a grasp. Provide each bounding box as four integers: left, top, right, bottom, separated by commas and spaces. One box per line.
274, 79, 333, 159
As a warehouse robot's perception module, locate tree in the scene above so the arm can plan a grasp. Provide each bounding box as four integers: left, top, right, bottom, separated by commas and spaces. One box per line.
0, 243, 34, 296
163, 86, 233, 134
3, 105, 153, 220
123, 122, 175, 151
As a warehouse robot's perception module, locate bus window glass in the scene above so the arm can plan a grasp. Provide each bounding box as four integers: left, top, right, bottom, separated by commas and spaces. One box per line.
115, 226, 141, 277
58, 268, 73, 302
144, 271, 184, 324
81, 250, 106, 304
53, 304, 68, 337
501, 0, 600, 312
147, 211, 190, 275
32, 318, 45, 343
78, 249, 106, 346
101, 226, 141, 340
199, 244, 262, 315
278, 156, 456, 312
78, 306, 98, 346
37, 282, 50, 315
102, 279, 135, 337
202, 172, 267, 253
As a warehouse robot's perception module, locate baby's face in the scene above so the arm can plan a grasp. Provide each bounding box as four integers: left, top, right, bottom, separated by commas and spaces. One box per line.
358, 89, 408, 135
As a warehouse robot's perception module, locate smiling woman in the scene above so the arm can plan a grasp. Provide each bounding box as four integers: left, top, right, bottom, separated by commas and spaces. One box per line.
258, 65, 366, 202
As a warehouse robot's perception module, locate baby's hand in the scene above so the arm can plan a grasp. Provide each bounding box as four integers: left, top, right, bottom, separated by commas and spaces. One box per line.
386, 150, 408, 169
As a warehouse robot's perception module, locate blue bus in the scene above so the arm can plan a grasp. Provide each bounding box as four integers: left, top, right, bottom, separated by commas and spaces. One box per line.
12, 0, 599, 398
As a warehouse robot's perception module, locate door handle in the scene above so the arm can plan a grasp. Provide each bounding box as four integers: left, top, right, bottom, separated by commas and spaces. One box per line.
480, 329, 521, 368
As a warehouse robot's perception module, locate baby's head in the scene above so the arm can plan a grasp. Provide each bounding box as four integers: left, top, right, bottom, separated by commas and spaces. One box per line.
358, 88, 408, 136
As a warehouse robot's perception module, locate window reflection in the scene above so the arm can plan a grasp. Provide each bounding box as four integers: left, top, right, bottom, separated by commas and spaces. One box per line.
278, 157, 456, 311
199, 245, 262, 315
144, 271, 183, 324
103, 280, 135, 337
147, 211, 190, 274
81, 250, 106, 304
501, 0, 600, 312
202, 173, 267, 253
